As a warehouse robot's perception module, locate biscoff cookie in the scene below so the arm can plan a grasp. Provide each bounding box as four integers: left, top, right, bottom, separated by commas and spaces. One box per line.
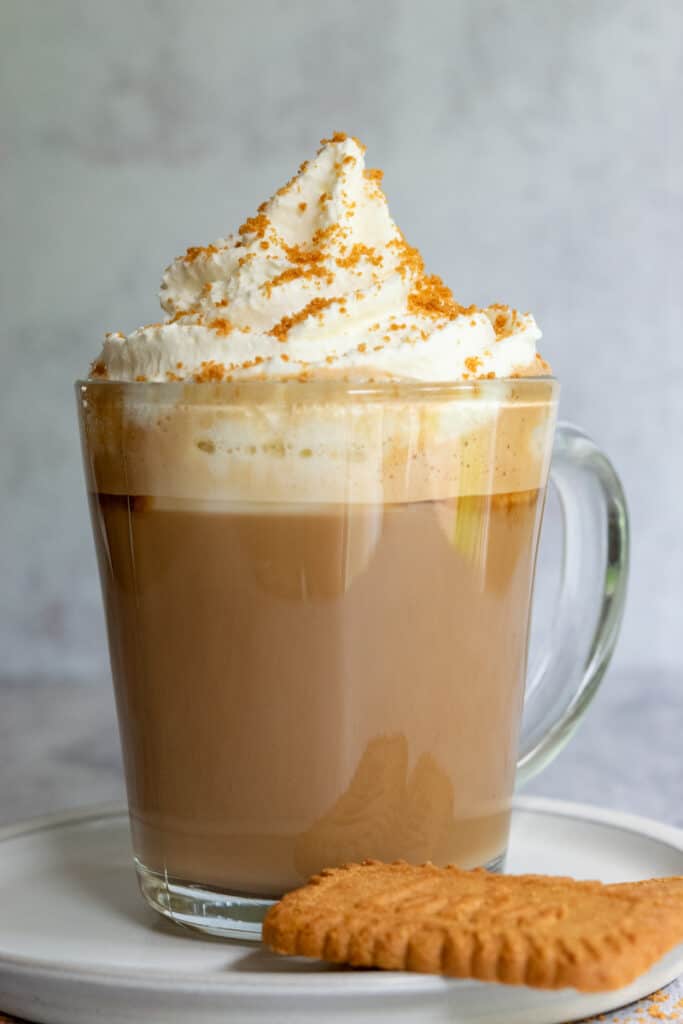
262, 861, 683, 992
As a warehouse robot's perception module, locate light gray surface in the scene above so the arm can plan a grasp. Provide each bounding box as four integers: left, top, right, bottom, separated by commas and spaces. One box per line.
1, 0, 683, 679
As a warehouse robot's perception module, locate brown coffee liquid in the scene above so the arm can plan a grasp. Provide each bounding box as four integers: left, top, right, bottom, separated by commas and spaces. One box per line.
91, 490, 544, 896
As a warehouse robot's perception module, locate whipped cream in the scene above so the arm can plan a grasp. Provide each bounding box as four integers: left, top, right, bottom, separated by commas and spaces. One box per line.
92, 133, 546, 384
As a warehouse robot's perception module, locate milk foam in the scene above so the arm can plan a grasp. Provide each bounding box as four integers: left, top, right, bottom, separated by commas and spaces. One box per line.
79, 378, 557, 503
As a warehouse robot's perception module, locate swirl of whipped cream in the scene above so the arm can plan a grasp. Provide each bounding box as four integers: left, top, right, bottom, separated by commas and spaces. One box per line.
92, 133, 546, 383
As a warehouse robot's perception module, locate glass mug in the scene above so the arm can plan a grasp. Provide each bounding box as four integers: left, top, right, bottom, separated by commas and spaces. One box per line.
76, 376, 628, 939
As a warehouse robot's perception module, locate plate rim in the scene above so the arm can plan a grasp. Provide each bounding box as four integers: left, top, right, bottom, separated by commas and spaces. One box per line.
0, 796, 681, 998
512, 795, 683, 853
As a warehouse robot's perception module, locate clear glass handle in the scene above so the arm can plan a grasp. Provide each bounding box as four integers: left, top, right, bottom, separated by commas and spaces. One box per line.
516, 422, 630, 785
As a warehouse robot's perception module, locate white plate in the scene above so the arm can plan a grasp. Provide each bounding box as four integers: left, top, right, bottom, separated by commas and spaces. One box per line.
0, 797, 681, 1024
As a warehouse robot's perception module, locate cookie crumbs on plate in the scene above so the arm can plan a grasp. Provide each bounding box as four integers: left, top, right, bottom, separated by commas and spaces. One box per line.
577, 986, 683, 1022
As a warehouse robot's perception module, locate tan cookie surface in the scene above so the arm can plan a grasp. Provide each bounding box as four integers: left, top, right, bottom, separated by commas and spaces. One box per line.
262, 861, 683, 992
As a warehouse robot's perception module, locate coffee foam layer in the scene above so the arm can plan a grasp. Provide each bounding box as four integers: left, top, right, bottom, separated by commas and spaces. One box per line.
79, 380, 557, 504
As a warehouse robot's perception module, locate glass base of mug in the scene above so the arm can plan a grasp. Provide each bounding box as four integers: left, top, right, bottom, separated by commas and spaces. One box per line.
136, 851, 506, 941
135, 860, 275, 940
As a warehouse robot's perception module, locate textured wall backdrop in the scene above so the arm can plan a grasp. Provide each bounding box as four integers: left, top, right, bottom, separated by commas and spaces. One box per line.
1, 0, 681, 680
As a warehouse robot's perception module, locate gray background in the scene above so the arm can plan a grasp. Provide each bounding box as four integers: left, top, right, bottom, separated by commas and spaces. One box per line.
1, 5, 682, 809
2, 0, 682, 681
0, 4, 682, 1021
